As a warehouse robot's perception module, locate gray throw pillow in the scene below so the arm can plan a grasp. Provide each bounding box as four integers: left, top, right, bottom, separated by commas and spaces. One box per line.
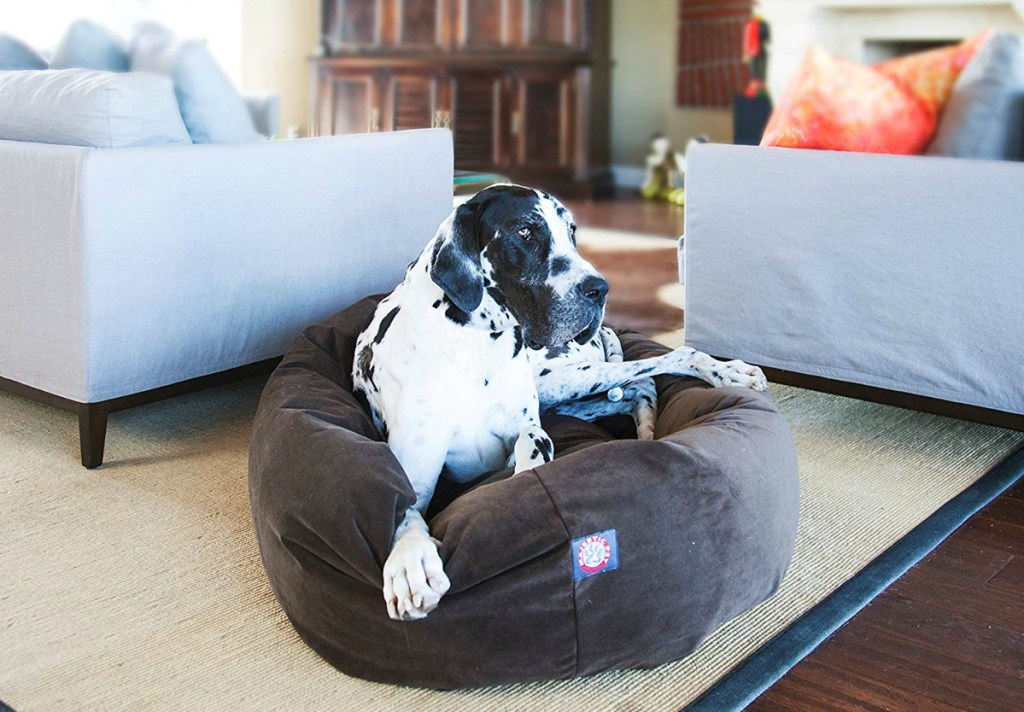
0, 69, 192, 148
131, 23, 259, 144
50, 19, 130, 72
926, 33, 1024, 160
0, 34, 47, 70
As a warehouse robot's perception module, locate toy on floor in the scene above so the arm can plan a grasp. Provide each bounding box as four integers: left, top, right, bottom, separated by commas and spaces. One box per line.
640, 134, 708, 206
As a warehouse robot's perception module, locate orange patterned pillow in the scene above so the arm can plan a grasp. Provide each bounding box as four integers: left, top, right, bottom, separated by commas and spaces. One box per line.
874, 30, 992, 118
761, 46, 935, 154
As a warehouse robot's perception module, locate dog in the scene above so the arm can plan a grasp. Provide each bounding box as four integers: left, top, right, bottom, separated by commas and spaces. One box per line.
352, 184, 767, 621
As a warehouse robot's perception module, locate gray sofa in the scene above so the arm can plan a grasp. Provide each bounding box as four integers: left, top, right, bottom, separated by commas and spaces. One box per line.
0, 128, 454, 466
681, 143, 1024, 429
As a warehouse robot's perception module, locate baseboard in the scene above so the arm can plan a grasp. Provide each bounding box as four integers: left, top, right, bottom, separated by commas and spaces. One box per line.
611, 164, 646, 190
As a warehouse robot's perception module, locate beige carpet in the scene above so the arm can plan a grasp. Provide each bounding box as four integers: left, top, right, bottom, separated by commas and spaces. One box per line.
2, 372, 1022, 711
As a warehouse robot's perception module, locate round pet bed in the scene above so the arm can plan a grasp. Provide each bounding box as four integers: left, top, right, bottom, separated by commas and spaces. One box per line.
249, 296, 800, 690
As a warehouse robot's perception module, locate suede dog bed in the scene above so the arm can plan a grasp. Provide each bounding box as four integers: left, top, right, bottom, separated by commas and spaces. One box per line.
248, 296, 800, 689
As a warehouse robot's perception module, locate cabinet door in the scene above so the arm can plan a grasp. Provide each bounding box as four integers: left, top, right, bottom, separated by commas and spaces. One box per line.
383, 72, 442, 131
450, 72, 506, 169
455, 0, 509, 48
512, 71, 574, 171
326, 0, 383, 49
392, 0, 445, 48
524, 0, 579, 48
316, 70, 383, 135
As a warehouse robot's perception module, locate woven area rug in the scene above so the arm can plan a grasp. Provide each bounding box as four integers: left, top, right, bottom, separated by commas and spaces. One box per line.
2, 229, 1022, 711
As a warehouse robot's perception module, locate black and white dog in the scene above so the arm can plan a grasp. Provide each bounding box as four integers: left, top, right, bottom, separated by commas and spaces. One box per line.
353, 184, 766, 621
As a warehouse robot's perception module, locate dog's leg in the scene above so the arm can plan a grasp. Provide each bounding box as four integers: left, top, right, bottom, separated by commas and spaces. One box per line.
504, 407, 554, 474
383, 428, 452, 622
509, 424, 555, 474
542, 382, 645, 419
599, 326, 626, 402
535, 347, 767, 407
631, 378, 658, 440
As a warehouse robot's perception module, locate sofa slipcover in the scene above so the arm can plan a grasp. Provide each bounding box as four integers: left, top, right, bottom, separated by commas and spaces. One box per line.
249, 296, 800, 689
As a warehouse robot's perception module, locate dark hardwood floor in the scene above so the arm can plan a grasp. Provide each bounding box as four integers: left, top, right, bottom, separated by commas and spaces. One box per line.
564, 195, 1024, 712
568, 192, 685, 237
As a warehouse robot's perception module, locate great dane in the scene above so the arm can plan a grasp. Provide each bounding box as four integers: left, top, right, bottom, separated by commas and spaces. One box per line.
353, 184, 766, 621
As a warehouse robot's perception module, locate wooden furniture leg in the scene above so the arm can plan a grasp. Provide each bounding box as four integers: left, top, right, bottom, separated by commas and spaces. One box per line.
77, 403, 109, 469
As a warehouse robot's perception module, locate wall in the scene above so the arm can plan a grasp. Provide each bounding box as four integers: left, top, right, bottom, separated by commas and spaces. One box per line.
609, 0, 733, 175
241, 0, 319, 137
759, 0, 1024, 101
1, 0, 243, 80
235, 0, 738, 167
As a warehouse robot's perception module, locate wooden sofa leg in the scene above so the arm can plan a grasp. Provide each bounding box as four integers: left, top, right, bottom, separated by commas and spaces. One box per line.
78, 404, 109, 469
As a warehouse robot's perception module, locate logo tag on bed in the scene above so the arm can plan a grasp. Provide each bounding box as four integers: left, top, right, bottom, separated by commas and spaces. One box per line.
571, 529, 619, 580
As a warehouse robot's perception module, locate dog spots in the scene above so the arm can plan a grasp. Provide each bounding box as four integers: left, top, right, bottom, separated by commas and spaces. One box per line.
512, 327, 524, 357
442, 297, 470, 325
373, 306, 400, 345
522, 407, 528, 415
484, 379, 489, 387
357, 345, 376, 386
489, 319, 496, 330
353, 387, 387, 440
533, 437, 553, 458
636, 366, 654, 376
550, 256, 570, 276
490, 331, 503, 340
353, 386, 371, 415
546, 344, 569, 359
486, 286, 508, 309
579, 365, 590, 371
432, 299, 442, 309
539, 368, 551, 377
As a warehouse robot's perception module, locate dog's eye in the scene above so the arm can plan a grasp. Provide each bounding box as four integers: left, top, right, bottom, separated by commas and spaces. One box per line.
517, 227, 532, 241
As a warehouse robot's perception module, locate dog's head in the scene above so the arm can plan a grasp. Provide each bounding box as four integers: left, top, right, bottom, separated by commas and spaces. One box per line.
430, 184, 608, 348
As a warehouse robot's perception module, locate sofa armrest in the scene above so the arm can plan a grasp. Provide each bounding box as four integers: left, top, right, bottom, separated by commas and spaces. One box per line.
243, 92, 281, 137
683, 144, 1024, 415
1, 129, 454, 402
0, 140, 93, 399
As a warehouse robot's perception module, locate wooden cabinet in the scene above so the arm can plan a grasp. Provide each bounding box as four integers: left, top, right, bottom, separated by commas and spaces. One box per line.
312, 0, 610, 195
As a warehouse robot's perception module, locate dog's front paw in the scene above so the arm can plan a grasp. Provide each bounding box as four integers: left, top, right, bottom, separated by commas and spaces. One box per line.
705, 359, 768, 391
383, 530, 450, 621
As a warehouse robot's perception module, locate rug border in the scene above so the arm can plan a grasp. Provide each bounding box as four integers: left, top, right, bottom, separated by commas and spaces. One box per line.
682, 443, 1024, 712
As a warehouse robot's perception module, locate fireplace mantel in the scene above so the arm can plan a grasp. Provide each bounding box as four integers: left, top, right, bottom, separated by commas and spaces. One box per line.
759, 0, 1024, 97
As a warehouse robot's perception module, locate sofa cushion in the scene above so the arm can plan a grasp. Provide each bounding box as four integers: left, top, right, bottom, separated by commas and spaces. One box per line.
0, 34, 47, 70
0, 69, 192, 148
926, 32, 1024, 160
131, 23, 259, 144
874, 30, 990, 119
762, 46, 935, 155
49, 19, 130, 72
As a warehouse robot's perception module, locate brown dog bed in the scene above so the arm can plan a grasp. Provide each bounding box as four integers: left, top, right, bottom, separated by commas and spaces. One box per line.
248, 296, 800, 689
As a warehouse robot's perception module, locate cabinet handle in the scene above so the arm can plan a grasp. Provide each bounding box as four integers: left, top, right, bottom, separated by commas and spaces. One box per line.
511, 110, 522, 136
369, 108, 380, 132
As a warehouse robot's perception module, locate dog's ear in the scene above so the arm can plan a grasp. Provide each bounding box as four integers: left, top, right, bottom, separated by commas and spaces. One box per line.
430, 201, 485, 314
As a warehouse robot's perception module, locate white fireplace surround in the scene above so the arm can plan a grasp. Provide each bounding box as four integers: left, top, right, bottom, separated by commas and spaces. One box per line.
759, 0, 1024, 97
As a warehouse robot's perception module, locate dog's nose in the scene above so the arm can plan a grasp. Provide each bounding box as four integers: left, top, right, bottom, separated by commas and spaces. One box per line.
577, 275, 609, 304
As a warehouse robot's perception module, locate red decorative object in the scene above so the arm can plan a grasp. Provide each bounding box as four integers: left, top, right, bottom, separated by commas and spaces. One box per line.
874, 30, 991, 118
761, 47, 936, 155
677, 0, 753, 108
